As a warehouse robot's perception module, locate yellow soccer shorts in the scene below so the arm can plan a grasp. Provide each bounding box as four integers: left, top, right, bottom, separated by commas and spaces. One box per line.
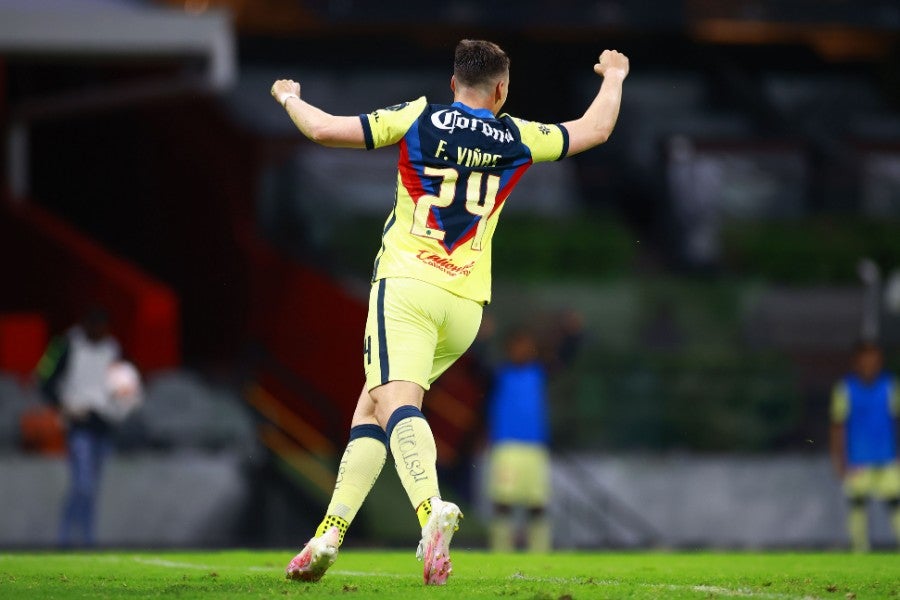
844, 462, 900, 500
363, 277, 482, 391
488, 442, 550, 508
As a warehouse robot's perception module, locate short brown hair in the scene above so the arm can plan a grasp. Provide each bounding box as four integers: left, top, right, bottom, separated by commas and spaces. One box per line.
453, 39, 510, 89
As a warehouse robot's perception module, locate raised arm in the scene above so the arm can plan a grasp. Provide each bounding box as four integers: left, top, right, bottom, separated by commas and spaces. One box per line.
271, 79, 366, 149
561, 50, 629, 157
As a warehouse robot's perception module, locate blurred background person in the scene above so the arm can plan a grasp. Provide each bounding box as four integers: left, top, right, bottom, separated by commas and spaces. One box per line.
829, 340, 900, 552
485, 314, 583, 552
34, 307, 143, 548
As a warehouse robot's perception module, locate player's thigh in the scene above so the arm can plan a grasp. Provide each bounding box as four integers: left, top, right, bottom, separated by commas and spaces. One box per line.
428, 291, 483, 385
363, 278, 439, 391
844, 467, 876, 498
872, 463, 900, 499
489, 443, 550, 507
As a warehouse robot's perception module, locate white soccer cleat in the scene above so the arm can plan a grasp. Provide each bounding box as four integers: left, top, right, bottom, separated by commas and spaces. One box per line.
416, 497, 462, 585
285, 526, 340, 582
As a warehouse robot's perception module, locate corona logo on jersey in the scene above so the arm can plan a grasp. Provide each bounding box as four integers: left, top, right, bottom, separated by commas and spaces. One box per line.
430, 109, 515, 143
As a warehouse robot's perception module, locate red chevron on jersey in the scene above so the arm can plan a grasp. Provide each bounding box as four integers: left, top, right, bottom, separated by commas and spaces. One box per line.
360, 96, 569, 304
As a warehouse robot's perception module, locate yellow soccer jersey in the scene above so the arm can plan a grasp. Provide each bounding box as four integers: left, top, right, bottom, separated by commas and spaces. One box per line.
359, 96, 569, 304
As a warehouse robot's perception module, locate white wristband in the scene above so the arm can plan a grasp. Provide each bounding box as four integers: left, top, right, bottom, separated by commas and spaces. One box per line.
281, 94, 298, 108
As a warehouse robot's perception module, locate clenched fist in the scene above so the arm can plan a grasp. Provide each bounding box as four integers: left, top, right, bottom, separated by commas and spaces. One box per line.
593, 50, 629, 80
271, 79, 301, 107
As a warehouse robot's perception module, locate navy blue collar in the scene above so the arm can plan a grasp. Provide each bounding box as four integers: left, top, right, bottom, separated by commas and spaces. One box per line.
452, 101, 495, 119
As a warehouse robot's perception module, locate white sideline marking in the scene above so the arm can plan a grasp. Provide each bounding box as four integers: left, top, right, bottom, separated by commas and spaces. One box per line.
330, 570, 406, 578
509, 574, 820, 600
132, 557, 218, 570
131, 558, 407, 579
661, 584, 819, 600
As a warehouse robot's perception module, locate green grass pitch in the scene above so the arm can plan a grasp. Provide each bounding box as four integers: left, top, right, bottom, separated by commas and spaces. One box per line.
1, 550, 898, 599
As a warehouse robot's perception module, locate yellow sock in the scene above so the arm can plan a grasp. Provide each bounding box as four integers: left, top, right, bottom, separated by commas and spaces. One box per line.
489, 517, 515, 552
315, 515, 349, 545
416, 498, 433, 528
388, 413, 440, 513
526, 516, 552, 553
316, 429, 387, 545
848, 506, 869, 552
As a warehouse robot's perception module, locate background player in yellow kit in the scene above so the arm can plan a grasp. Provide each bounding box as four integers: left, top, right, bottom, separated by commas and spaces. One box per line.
830, 341, 900, 552
271, 39, 629, 585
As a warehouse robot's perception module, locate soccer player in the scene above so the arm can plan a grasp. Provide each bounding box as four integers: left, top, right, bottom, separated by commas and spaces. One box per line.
271, 39, 629, 584
829, 340, 900, 552
486, 327, 553, 553
483, 314, 583, 553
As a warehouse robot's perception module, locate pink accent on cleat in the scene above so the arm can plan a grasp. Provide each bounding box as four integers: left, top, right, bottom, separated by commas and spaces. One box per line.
423, 529, 453, 585
417, 498, 462, 586
285, 526, 340, 582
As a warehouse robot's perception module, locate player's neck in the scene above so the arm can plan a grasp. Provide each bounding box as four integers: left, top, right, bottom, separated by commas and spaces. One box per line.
453, 91, 496, 115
